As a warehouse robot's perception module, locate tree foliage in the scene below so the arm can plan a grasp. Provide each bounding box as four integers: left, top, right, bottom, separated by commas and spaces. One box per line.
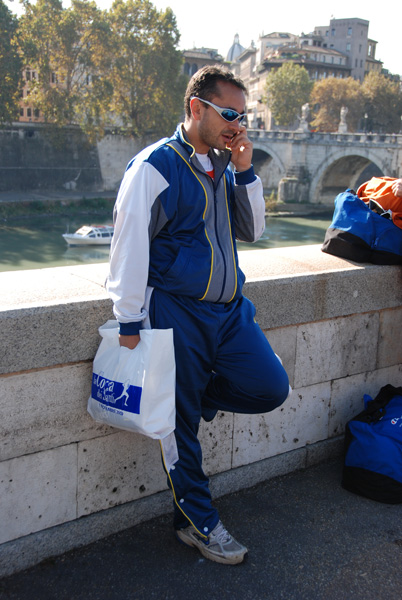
264, 63, 313, 127
0, 0, 22, 125
107, 0, 186, 136
361, 72, 402, 133
15, 0, 185, 139
18, 0, 113, 139
310, 77, 362, 132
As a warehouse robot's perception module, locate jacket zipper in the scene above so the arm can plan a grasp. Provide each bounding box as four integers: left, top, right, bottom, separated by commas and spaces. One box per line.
193, 159, 232, 303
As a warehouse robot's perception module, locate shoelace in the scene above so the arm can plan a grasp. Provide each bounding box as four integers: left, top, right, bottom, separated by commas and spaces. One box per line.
211, 521, 231, 544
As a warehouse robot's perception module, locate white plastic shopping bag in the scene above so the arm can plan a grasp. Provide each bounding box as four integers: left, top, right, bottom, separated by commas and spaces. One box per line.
87, 320, 176, 439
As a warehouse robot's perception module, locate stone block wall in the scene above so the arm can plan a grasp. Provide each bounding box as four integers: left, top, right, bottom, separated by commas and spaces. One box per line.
0, 125, 102, 192
0, 246, 401, 576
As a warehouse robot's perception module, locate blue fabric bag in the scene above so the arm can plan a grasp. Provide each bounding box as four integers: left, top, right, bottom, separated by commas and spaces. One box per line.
321, 189, 402, 264
342, 385, 402, 503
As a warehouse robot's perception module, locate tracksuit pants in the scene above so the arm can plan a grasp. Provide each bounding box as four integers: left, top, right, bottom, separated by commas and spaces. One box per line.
148, 288, 290, 539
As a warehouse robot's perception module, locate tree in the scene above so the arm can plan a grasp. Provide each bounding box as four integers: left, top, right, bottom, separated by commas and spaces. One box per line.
17, 0, 185, 139
106, 0, 186, 136
310, 77, 362, 132
0, 0, 22, 125
18, 0, 113, 139
361, 72, 402, 133
264, 62, 313, 127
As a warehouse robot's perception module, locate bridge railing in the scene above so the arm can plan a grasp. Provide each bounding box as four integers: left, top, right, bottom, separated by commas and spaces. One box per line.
249, 128, 402, 146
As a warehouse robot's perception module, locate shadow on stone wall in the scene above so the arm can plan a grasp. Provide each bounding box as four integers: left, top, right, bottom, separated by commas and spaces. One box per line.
0, 124, 102, 192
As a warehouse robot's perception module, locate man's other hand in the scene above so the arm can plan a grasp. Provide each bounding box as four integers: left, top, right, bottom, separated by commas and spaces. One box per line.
119, 334, 140, 349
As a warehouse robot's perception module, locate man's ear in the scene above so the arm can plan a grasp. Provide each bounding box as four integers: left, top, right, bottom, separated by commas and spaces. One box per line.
190, 97, 203, 121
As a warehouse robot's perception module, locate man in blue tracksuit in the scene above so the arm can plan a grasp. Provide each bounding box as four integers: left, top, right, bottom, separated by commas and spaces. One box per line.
107, 65, 290, 565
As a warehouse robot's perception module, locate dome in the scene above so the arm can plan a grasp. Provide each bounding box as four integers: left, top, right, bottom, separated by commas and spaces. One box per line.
226, 34, 245, 62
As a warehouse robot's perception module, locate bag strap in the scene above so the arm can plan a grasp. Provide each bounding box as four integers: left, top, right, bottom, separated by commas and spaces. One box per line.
365, 384, 402, 422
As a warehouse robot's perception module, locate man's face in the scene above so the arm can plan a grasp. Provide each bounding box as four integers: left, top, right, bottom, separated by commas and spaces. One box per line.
197, 82, 246, 152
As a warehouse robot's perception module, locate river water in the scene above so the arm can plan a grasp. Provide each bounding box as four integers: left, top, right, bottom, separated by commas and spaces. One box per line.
0, 213, 332, 273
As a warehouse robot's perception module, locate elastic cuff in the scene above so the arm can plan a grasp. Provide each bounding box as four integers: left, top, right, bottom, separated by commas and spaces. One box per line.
234, 165, 256, 185
119, 321, 142, 335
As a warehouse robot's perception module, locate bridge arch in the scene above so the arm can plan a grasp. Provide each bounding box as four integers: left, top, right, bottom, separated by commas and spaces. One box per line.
251, 144, 286, 194
311, 149, 386, 205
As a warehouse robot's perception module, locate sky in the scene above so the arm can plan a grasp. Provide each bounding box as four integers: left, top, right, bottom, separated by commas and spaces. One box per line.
5, 0, 402, 75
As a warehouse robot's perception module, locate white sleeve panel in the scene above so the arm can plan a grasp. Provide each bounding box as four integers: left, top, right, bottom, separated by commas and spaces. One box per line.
106, 161, 169, 325
234, 174, 266, 242
246, 175, 266, 241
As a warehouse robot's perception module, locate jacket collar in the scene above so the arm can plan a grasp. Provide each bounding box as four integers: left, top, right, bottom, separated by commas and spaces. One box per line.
172, 124, 232, 180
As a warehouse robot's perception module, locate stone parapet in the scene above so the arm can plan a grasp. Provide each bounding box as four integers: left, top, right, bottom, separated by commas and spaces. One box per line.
0, 245, 401, 575
249, 129, 402, 147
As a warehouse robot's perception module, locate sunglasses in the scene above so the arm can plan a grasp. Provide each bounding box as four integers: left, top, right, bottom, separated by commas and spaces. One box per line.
191, 96, 247, 124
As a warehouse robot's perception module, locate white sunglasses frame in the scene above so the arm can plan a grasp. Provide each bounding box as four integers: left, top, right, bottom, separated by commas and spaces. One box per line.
190, 96, 247, 124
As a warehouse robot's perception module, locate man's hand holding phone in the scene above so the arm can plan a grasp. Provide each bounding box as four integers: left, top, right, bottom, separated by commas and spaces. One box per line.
226, 126, 253, 172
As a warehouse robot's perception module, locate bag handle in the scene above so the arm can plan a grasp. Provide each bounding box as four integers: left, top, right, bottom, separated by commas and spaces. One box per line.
364, 384, 402, 422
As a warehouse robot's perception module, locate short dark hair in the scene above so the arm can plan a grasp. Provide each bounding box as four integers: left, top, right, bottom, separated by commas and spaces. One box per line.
184, 65, 247, 118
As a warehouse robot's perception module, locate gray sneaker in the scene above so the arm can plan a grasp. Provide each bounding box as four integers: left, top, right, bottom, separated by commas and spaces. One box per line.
175, 520, 247, 565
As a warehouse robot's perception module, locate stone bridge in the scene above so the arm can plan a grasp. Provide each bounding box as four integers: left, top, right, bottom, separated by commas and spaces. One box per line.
2, 124, 402, 205
249, 130, 402, 205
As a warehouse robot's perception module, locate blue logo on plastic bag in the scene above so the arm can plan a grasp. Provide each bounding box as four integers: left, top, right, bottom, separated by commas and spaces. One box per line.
92, 372, 142, 414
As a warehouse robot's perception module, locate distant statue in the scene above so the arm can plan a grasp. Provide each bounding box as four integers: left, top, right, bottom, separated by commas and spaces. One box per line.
297, 103, 310, 132
338, 106, 348, 133
301, 103, 310, 121
251, 107, 258, 128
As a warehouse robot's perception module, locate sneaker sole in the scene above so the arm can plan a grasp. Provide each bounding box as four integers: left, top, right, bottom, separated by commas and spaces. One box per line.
175, 530, 247, 565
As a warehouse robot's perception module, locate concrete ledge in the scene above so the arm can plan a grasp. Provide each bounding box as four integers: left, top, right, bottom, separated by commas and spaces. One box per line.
1, 246, 401, 374
0, 264, 113, 374
240, 246, 402, 329
1, 244, 401, 575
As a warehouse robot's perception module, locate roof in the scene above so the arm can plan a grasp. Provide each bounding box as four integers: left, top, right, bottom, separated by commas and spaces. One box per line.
226, 34, 245, 62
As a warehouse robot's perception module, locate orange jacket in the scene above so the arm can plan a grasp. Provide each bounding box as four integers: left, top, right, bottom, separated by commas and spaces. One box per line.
357, 177, 402, 229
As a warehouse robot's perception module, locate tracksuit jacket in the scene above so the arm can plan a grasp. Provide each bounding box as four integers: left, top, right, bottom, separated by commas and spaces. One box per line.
107, 123, 265, 332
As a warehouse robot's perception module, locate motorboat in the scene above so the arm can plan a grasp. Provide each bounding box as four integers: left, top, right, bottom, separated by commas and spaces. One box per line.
62, 225, 114, 246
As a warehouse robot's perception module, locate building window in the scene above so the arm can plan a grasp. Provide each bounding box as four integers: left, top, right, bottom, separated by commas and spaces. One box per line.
25, 70, 31, 81
348, 27, 352, 35
20, 108, 24, 117
355, 59, 358, 67
331, 56, 334, 63
27, 108, 32, 117
331, 28, 335, 36
346, 43, 351, 52
34, 109, 40, 118
368, 44, 373, 57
